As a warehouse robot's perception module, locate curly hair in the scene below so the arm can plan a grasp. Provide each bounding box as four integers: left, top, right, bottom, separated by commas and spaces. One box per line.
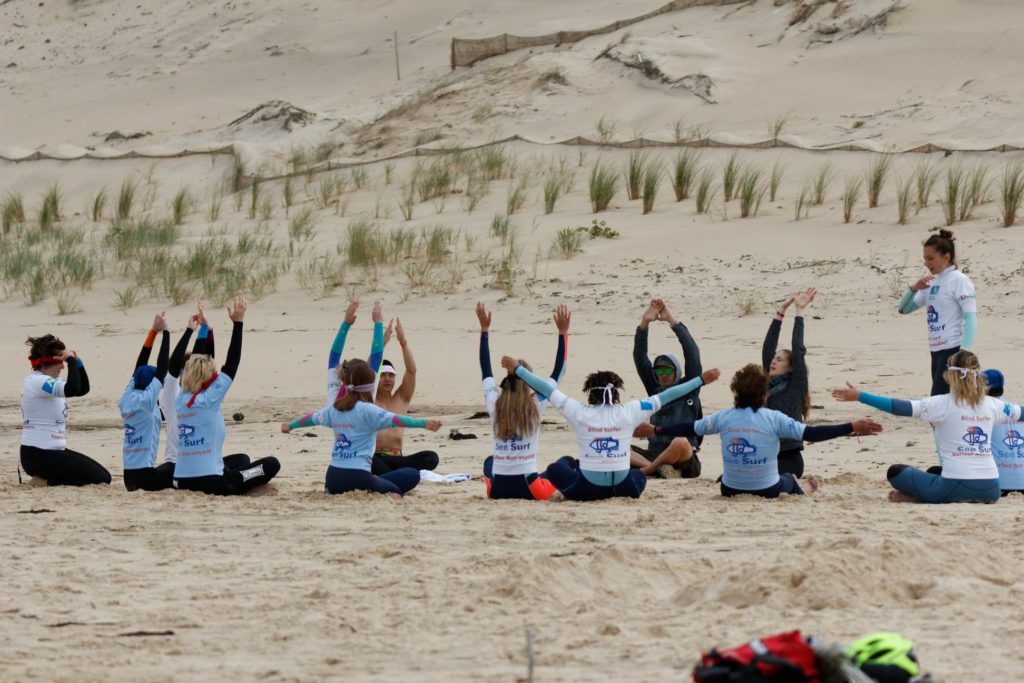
731, 364, 769, 410
583, 370, 624, 405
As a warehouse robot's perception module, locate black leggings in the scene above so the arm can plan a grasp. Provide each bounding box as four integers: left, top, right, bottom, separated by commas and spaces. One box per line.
20, 445, 111, 486
371, 450, 439, 475
777, 447, 805, 478
720, 474, 803, 498
173, 454, 280, 496
930, 346, 959, 396
124, 462, 175, 492
325, 465, 419, 495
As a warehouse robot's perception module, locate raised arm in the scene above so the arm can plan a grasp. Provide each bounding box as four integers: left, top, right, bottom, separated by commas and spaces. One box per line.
633, 300, 660, 394
394, 318, 416, 403
155, 330, 170, 383
658, 300, 703, 381
368, 302, 385, 374
220, 297, 245, 380
550, 304, 570, 381
136, 312, 167, 369
762, 294, 793, 371
789, 289, 814, 386
168, 316, 198, 379
192, 300, 214, 356
477, 302, 493, 380
329, 300, 358, 370
833, 382, 913, 416
61, 351, 88, 398
652, 368, 719, 407
509, 358, 557, 400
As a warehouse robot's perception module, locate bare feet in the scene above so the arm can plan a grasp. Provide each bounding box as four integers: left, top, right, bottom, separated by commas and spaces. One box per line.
27, 476, 48, 487
888, 490, 919, 503
800, 475, 820, 495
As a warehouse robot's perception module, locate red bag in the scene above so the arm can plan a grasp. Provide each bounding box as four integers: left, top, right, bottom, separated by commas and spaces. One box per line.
693, 630, 822, 683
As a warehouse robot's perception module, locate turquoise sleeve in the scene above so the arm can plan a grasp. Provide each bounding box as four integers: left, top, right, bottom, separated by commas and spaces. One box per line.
653, 375, 704, 406
369, 322, 384, 374
328, 321, 351, 369
392, 414, 427, 428
962, 312, 977, 350
514, 365, 556, 400
858, 392, 913, 416
288, 412, 317, 430
897, 288, 919, 315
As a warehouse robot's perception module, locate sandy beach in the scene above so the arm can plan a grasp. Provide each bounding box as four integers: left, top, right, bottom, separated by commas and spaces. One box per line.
3, 1, 1024, 680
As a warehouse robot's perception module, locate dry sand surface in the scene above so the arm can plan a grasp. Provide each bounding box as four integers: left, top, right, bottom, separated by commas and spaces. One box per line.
4, 1, 1024, 681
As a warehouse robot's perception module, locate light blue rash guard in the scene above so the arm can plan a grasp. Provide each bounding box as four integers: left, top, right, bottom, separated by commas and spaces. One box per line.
695, 407, 806, 490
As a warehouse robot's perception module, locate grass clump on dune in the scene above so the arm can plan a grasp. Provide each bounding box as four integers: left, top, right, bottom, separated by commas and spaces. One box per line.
589, 161, 619, 213
841, 176, 862, 224
999, 162, 1024, 227
940, 164, 966, 226
625, 151, 649, 201
671, 149, 701, 202
896, 177, 913, 225
117, 178, 137, 220
551, 227, 586, 259
641, 158, 663, 215
864, 154, 892, 209
722, 153, 742, 202
695, 171, 717, 215
812, 163, 833, 206
737, 166, 766, 218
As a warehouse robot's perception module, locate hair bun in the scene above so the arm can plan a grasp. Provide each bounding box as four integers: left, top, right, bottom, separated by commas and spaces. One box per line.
938, 229, 955, 241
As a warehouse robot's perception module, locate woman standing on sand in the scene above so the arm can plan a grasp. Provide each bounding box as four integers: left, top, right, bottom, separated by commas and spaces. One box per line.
20, 333, 110, 486
762, 288, 816, 477
897, 230, 977, 395
171, 296, 281, 495
280, 359, 442, 497
476, 301, 568, 501
119, 312, 174, 491
647, 364, 881, 499
507, 357, 720, 501
834, 350, 1021, 504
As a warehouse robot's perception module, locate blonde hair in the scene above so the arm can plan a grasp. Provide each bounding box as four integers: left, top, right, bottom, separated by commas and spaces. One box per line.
180, 355, 217, 394
943, 350, 986, 408
494, 360, 540, 441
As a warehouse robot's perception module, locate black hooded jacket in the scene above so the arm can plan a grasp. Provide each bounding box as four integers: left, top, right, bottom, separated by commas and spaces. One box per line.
633, 322, 703, 455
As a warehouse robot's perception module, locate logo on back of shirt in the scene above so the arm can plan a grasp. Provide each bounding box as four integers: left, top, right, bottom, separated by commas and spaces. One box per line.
178, 423, 205, 448
727, 437, 757, 457
962, 425, 988, 446
124, 424, 142, 446
333, 433, 353, 456
926, 305, 939, 324
589, 436, 620, 455
1004, 430, 1024, 449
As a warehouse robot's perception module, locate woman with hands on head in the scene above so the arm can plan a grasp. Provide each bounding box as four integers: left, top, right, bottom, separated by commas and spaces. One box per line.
763, 287, 816, 477
834, 349, 1021, 504
20, 332, 109, 486
475, 301, 568, 501
642, 364, 881, 498
507, 354, 720, 501
172, 296, 281, 496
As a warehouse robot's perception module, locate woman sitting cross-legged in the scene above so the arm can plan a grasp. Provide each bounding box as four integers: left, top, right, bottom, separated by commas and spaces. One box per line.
281, 359, 442, 497
642, 364, 881, 498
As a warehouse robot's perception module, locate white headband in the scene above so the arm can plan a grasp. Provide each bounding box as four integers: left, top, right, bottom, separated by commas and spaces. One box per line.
946, 366, 978, 379
588, 383, 616, 405
380, 363, 397, 375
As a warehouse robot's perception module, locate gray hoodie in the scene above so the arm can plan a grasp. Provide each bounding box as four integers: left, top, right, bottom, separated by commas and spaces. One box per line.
633, 322, 703, 455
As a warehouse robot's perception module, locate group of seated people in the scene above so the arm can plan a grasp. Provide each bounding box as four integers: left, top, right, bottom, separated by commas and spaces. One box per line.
18, 293, 1024, 504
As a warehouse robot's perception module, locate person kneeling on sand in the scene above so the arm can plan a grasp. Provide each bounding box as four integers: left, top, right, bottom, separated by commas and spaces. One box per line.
630, 298, 703, 479
640, 364, 880, 499
506, 356, 719, 501
371, 318, 440, 474
833, 350, 1022, 504
281, 360, 442, 497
